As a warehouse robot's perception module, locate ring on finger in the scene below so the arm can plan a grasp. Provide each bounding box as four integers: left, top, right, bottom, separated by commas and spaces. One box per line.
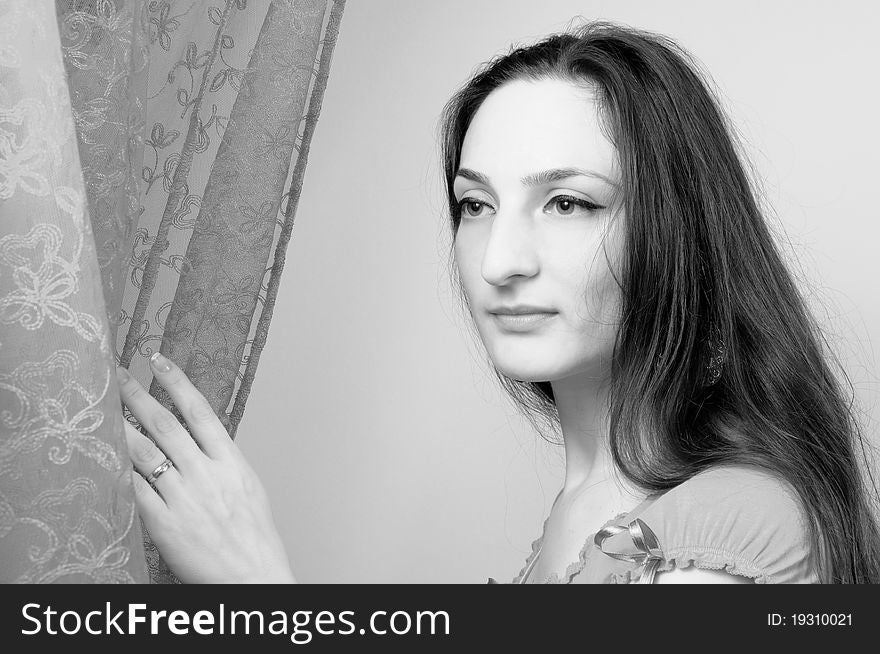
146, 458, 175, 485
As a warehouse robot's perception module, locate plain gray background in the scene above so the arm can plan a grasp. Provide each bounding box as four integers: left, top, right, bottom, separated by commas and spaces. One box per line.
237, 0, 880, 582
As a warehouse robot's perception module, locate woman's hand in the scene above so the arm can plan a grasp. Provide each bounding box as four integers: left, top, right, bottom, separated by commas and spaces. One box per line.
117, 352, 296, 584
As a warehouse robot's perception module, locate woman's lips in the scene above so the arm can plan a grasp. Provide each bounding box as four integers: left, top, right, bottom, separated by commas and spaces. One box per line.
489, 311, 558, 332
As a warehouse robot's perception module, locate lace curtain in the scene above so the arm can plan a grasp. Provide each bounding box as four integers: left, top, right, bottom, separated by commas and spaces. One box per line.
0, 0, 344, 583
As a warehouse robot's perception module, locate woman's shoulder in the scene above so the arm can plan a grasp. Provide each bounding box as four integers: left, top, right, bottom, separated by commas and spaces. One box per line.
658, 464, 803, 519
603, 464, 819, 583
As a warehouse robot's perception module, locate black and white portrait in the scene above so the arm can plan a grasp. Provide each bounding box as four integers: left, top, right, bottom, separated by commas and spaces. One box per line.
1, 0, 878, 602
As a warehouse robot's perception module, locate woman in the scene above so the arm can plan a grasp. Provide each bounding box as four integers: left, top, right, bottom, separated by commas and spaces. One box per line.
117, 22, 880, 583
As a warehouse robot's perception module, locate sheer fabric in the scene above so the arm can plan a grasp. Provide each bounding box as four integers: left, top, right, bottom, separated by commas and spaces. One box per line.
1, 0, 344, 583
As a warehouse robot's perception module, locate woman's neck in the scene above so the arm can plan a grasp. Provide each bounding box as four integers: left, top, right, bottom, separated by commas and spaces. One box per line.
551, 374, 643, 507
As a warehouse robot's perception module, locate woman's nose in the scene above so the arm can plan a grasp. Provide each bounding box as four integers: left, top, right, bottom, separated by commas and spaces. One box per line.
480, 211, 539, 286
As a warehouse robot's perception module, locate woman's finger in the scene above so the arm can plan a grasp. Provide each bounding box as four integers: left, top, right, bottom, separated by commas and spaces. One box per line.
147, 352, 233, 459
116, 365, 201, 469
123, 417, 182, 496
130, 464, 170, 524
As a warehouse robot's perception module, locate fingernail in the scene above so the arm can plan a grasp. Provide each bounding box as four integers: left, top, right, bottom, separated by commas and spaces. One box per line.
150, 352, 172, 373
116, 366, 130, 383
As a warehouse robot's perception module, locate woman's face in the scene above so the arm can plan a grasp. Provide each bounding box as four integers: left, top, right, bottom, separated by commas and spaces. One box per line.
453, 78, 623, 384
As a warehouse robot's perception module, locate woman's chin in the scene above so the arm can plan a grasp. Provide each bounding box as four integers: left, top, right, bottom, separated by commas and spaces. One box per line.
489, 355, 609, 385
490, 361, 555, 384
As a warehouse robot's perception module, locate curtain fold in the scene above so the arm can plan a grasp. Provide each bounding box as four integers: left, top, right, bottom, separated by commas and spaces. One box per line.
1, 0, 344, 583
0, 0, 148, 583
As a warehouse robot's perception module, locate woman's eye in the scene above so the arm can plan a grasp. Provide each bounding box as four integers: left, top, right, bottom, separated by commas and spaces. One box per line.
555, 199, 575, 215
458, 199, 494, 218
546, 195, 603, 216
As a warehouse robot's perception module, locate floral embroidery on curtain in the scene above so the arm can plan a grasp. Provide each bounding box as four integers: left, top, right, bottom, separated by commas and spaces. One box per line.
0, 0, 146, 583
1, 0, 345, 583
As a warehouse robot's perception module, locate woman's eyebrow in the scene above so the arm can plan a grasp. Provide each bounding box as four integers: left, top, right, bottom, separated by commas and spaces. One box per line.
521, 167, 618, 188
455, 167, 492, 186
455, 166, 618, 188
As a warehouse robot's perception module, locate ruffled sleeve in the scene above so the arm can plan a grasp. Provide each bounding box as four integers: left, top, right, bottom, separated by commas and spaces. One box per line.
596, 465, 819, 584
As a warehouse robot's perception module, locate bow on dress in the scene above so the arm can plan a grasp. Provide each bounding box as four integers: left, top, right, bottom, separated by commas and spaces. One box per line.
594, 518, 665, 584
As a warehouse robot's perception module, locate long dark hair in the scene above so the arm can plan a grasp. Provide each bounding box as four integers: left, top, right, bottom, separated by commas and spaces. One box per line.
440, 21, 880, 583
